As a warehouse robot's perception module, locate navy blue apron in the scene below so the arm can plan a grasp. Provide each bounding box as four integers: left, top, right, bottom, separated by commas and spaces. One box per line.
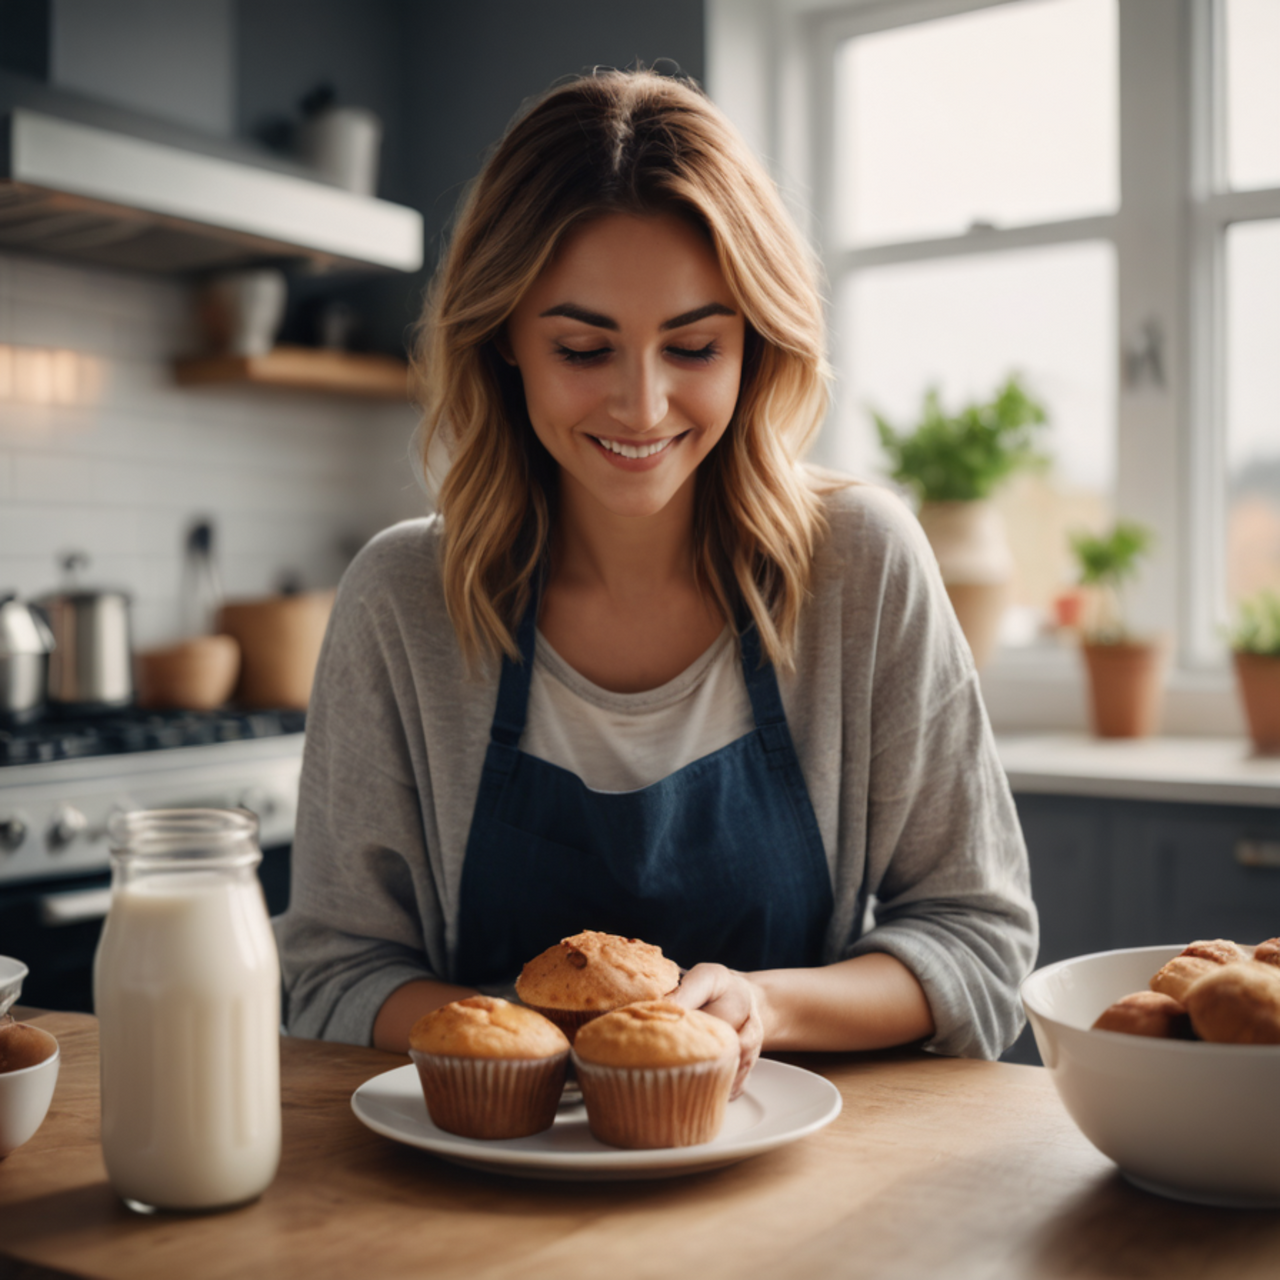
453, 594, 834, 986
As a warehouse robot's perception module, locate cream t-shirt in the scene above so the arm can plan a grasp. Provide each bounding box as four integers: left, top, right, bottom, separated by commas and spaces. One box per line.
520, 628, 755, 793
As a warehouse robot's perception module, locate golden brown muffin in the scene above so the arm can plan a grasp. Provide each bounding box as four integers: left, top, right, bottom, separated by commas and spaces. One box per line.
408, 996, 570, 1139
515, 930, 681, 1042
1092, 990, 1193, 1039
572, 1000, 738, 1149
1253, 937, 1280, 968
1150, 955, 1219, 1004
1184, 963, 1280, 1045
1181, 939, 1250, 966
0, 1019, 57, 1073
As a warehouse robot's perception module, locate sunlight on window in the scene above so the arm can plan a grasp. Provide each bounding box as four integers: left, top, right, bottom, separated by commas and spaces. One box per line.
1224, 0, 1280, 192
1224, 221, 1280, 605
834, 0, 1117, 245
837, 242, 1116, 632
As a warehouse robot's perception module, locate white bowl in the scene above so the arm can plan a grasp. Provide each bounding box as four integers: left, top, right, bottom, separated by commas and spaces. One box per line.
0, 1024, 60, 1159
1022, 944, 1280, 1207
0, 955, 28, 1018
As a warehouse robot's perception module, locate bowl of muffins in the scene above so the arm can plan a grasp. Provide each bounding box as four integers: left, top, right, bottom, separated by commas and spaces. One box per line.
1021, 937, 1280, 1207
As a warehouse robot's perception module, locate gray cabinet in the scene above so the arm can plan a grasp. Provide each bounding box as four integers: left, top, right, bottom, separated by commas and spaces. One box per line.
1002, 793, 1280, 1065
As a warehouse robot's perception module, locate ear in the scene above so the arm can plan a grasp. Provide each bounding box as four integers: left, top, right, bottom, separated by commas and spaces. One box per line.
493, 327, 518, 368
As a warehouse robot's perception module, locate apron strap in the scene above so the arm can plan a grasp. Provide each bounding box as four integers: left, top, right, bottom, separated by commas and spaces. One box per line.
737, 615, 791, 751
489, 585, 540, 748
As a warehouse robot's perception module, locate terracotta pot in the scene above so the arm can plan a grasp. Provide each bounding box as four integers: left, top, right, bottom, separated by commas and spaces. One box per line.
917, 500, 1014, 669
134, 635, 240, 711
216, 590, 335, 709
1081, 640, 1167, 738
1233, 651, 1280, 755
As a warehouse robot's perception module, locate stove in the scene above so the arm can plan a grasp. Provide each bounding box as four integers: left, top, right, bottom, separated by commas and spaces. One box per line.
0, 707, 306, 1012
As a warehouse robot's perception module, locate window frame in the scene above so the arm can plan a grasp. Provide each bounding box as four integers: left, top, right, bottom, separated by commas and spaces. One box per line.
707, 0, 1271, 735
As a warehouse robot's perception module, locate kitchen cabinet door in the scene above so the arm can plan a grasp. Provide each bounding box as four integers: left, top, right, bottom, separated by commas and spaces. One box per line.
1109, 803, 1280, 947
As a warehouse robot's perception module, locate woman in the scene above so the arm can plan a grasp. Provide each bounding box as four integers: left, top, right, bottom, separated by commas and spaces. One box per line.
276, 70, 1037, 1089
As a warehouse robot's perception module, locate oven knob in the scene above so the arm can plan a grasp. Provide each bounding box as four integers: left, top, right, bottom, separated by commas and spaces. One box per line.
48, 804, 88, 851
0, 813, 27, 852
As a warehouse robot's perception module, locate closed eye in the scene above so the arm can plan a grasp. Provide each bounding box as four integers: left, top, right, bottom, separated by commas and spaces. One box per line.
667, 342, 718, 363
556, 345, 611, 365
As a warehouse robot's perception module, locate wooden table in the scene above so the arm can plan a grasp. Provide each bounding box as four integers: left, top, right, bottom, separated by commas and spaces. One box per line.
3, 1009, 1279, 1280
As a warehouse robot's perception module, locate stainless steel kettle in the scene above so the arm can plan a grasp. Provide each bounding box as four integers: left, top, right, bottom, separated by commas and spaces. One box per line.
34, 552, 134, 711
0, 593, 56, 723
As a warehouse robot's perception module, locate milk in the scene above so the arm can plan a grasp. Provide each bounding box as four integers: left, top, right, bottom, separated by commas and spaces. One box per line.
94, 863, 281, 1211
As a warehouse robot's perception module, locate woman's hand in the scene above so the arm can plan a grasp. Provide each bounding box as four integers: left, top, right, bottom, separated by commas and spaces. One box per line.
669, 963, 765, 1099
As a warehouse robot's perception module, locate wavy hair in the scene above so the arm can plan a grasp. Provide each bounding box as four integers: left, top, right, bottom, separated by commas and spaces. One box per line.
414, 69, 832, 670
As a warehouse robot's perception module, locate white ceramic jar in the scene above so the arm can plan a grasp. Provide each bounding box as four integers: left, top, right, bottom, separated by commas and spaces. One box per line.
94, 809, 281, 1212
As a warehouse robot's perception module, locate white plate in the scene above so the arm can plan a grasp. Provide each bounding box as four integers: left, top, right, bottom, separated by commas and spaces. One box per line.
351, 1058, 842, 1180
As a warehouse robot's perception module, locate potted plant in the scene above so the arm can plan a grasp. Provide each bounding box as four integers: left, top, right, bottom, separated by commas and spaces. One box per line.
1226, 589, 1280, 754
875, 374, 1048, 668
1068, 521, 1163, 737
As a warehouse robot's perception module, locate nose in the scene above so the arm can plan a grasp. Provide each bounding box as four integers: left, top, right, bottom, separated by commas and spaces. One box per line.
607, 351, 668, 434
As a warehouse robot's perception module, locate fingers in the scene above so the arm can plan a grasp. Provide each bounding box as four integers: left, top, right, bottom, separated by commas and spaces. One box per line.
671, 963, 763, 1100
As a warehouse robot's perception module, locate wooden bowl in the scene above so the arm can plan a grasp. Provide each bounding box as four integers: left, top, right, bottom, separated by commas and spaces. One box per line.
135, 635, 240, 711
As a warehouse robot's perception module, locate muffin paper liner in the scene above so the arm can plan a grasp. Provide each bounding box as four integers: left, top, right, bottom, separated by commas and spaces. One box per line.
572, 1050, 737, 1149
409, 1050, 569, 1140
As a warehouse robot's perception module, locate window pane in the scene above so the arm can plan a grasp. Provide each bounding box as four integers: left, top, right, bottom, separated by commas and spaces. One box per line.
834, 0, 1118, 246
835, 242, 1116, 640
1224, 0, 1280, 192
1224, 221, 1280, 607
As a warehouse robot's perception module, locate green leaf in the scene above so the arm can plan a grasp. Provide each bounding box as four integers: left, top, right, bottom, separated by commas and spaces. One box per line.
871, 373, 1050, 503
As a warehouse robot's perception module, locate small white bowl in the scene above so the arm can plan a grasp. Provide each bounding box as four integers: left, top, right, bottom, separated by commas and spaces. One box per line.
0, 956, 28, 1019
1022, 944, 1280, 1208
0, 1023, 60, 1159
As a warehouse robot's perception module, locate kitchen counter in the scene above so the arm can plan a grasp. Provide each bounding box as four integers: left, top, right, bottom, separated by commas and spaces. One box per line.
997, 733, 1280, 807
5, 1010, 1279, 1280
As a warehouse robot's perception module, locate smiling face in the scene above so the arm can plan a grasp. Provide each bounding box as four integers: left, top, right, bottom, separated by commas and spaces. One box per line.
504, 211, 746, 524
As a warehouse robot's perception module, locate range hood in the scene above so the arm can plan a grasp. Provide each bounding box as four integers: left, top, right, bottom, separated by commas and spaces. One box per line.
0, 78, 423, 276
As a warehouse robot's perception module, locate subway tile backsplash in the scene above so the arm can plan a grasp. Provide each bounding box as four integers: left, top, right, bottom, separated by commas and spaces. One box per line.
0, 251, 427, 648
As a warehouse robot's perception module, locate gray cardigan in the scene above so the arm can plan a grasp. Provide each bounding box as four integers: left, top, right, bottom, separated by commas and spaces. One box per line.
275, 482, 1038, 1056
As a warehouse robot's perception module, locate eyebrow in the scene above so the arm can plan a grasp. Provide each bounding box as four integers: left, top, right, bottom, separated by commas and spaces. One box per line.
537, 302, 737, 331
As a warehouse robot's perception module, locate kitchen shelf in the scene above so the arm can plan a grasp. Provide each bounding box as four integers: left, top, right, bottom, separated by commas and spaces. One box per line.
173, 345, 410, 400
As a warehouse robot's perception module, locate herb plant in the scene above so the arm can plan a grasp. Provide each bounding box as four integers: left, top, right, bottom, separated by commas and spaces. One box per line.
873, 374, 1049, 504
1227, 590, 1280, 657
1069, 521, 1154, 643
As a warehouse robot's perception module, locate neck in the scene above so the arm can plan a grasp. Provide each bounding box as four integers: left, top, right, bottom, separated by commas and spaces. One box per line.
551, 475, 699, 598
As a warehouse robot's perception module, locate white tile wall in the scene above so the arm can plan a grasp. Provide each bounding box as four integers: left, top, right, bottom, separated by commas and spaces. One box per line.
0, 251, 427, 648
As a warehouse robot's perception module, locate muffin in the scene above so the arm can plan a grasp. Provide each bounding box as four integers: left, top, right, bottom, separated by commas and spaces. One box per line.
1184, 962, 1280, 1045
515, 930, 681, 1042
1092, 990, 1193, 1039
1253, 937, 1280, 968
408, 996, 570, 1139
571, 999, 738, 1149
1150, 955, 1218, 1004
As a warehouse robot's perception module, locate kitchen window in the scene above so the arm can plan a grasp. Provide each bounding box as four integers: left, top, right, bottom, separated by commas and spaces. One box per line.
707, 0, 1280, 731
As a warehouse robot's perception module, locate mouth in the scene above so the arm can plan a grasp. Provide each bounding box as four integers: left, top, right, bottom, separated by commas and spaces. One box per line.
590, 432, 686, 461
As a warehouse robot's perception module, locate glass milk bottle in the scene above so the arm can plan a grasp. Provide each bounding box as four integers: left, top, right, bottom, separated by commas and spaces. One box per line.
94, 809, 281, 1212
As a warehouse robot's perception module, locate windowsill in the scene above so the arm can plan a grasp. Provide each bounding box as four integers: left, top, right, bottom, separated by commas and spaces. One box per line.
979, 642, 1248, 739
996, 732, 1280, 808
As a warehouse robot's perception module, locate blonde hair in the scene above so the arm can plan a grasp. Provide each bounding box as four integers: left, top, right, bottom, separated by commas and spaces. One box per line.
415, 69, 832, 670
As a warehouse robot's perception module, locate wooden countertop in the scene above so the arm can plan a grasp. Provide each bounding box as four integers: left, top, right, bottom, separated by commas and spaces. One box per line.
4, 1009, 1279, 1280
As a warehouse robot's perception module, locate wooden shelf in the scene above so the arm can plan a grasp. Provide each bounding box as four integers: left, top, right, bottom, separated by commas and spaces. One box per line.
174, 345, 410, 400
